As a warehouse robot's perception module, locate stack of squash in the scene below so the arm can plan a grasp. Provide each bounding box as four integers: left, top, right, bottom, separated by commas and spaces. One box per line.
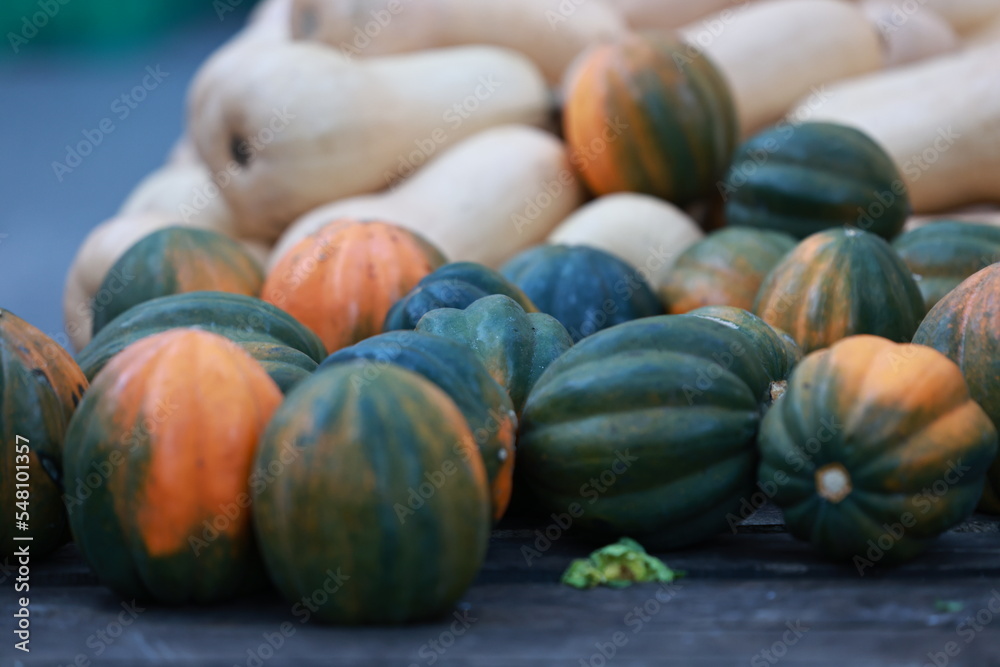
6, 0, 1000, 626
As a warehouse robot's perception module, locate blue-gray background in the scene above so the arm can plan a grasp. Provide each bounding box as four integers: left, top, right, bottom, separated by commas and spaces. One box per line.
0, 4, 254, 348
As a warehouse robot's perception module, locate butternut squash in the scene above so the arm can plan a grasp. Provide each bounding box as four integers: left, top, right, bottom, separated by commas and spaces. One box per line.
861, 1, 958, 66
610, 0, 756, 32
679, 0, 883, 135
288, 0, 627, 83
546, 194, 704, 288
271, 126, 583, 269
916, 0, 1000, 35
119, 163, 236, 235
63, 214, 267, 351
792, 41, 1000, 213
189, 42, 550, 242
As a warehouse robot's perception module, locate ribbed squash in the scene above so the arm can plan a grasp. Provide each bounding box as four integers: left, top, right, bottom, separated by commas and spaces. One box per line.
253, 362, 490, 624
383, 262, 535, 332
913, 264, 1000, 513
1, 310, 87, 557
91, 227, 264, 336
76, 291, 326, 393
892, 221, 1000, 311
562, 32, 738, 204
415, 295, 573, 414
723, 122, 909, 240
500, 245, 664, 342
63, 330, 283, 602
688, 306, 802, 389
754, 228, 925, 353
517, 314, 789, 550
758, 336, 997, 564
661, 228, 796, 313
264, 219, 447, 353
320, 331, 517, 520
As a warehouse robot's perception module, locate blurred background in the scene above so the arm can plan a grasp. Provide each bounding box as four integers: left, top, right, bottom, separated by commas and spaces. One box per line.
0, 0, 258, 345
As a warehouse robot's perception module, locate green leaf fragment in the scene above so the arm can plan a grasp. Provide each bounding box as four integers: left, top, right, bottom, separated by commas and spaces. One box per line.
561, 537, 685, 589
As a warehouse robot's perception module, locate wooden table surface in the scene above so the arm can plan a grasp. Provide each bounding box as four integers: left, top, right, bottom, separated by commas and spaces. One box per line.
3, 505, 999, 667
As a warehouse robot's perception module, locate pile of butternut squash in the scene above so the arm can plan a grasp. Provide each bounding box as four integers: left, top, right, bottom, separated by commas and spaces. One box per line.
65, 0, 1000, 350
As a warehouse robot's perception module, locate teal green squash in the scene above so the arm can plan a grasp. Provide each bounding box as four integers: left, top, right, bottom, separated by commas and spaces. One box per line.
415, 295, 573, 414
63, 329, 283, 603
253, 362, 490, 624
383, 262, 536, 331
687, 306, 802, 390
91, 227, 264, 337
77, 291, 326, 393
723, 122, 909, 240
661, 228, 796, 313
754, 228, 925, 354
1, 310, 86, 557
892, 221, 1000, 311
517, 314, 790, 550
500, 244, 664, 342
758, 335, 997, 565
913, 264, 1000, 513
320, 331, 517, 520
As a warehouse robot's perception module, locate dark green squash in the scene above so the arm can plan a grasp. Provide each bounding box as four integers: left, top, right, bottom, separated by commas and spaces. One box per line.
1, 310, 86, 557
64, 329, 283, 602
517, 314, 790, 550
77, 291, 326, 393
253, 362, 490, 624
758, 335, 997, 565
754, 228, 925, 354
91, 227, 264, 337
723, 122, 909, 240
320, 331, 517, 520
913, 264, 1000, 513
383, 262, 536, 331
500, 245, 664, 342
415, 295, 573, 414
892, 221, 1000, 311
661, 228, 796, 313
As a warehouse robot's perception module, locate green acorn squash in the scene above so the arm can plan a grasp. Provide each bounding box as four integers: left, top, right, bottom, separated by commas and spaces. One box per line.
415, 295, 573, 414
517, 314, 790, 550
754, 228, 924, 354
758, 335, 997, 565
892, 221, 1000, 311
253, 362, 490, 624
913, 264, 1000, 513
723, 122, 909, 240
383, 262, 535, 331
1, 310, 86, 557
91, 227, 264, 336
76, 291, 326, 393
661, 228, 796, 314
500, 244, 664, 342
320, 331, 517, 520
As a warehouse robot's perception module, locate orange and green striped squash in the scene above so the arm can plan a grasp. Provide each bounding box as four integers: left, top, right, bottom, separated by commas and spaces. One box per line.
754, 228, 924, 354
63, 329, 283, 603
562, 32, 738, 205
91, 227, 264, 336
263, 219, 447, 353
913, 264, 1000, 513
1, 310, 87, 558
